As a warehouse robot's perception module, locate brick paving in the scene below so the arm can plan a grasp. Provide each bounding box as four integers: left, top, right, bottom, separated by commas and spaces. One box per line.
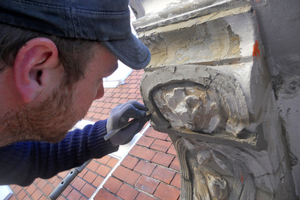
8, 69, 181, 200
94, 127, 181, 200
9, 156, 118, 200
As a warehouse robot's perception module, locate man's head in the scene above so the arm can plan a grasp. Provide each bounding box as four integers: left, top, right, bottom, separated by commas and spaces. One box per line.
0, 0, 151, 145
1, 38, 118, 143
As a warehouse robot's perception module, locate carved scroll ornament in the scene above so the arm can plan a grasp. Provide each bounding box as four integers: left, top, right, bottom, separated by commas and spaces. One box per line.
141, 65, 261, 149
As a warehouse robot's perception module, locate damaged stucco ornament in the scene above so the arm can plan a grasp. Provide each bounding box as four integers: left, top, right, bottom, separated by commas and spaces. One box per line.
143, 65, 259, 148
132, 0, 299, 199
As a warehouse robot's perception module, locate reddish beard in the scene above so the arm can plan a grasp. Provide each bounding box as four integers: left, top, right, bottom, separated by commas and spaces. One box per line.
2, 82, 85, 143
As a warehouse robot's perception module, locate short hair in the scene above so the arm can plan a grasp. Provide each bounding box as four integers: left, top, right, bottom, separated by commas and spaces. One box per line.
0, 23, 97, 86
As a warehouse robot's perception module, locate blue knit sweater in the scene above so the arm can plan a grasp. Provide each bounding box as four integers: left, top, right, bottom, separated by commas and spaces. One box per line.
0, 120, 118, 186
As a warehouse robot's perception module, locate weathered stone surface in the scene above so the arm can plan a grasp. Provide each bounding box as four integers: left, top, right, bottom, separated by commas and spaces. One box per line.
141, 65, 264, 149
133, 0, 299, 199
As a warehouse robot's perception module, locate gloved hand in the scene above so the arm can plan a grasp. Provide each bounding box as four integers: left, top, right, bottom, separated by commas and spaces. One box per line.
106, 101, 149, 146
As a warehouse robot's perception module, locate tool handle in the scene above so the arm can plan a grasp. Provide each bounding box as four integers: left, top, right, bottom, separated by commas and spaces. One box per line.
104, 111, 152, 141
104, 119, 136, 141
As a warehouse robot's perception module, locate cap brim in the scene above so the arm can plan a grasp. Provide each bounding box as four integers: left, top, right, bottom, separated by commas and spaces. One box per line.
102, 34, 151, 70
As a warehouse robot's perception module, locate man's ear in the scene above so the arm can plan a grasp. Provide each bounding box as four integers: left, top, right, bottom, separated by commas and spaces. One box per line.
13, 38, 60, 103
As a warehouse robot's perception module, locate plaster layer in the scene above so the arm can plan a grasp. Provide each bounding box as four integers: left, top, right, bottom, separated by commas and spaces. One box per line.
138, 1, 271, 120
277, 75, 300, 196
137, 4, 253, 68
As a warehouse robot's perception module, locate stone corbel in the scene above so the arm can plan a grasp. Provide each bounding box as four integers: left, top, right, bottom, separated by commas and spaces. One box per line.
133, 0, 296, 199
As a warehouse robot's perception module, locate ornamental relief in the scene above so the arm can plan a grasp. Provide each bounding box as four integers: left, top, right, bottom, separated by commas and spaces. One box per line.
174, 137, 274, 200
141, 65, 261, 149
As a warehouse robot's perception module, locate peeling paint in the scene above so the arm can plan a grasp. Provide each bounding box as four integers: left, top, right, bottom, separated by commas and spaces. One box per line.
253, 40, 260, 57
